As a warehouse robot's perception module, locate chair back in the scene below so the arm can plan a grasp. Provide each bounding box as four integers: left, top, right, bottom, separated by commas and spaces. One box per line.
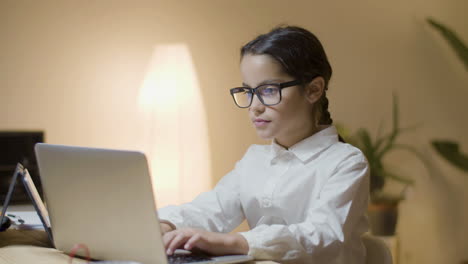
362, 233, 393, 264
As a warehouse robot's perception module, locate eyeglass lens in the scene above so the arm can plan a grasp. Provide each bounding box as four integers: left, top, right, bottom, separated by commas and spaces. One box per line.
233, 84, 281, 107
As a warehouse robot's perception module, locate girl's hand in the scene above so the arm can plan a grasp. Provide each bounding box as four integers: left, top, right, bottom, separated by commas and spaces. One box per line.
160, 222, 175, 235
163, 228, 249, 256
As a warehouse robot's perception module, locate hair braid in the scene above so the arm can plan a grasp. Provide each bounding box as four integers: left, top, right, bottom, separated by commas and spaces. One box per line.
318, 91, 333, 125
318, 90, 345, 142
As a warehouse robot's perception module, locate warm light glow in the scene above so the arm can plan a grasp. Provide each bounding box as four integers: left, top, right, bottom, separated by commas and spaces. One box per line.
138, 44, 211, 208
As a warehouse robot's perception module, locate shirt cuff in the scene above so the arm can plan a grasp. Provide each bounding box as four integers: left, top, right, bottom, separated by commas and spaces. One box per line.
238, 230, 260, 257
158, 206, 187, 229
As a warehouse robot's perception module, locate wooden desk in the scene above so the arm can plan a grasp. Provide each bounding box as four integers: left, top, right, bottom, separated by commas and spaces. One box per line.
0, 230, 277, 264
0, 229, 52, 248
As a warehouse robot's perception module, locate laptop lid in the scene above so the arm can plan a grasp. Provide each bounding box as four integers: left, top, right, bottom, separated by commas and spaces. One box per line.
35, 143, 168, 264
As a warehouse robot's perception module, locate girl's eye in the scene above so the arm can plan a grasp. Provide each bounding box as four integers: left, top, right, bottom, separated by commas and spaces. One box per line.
260, 86, 279, 96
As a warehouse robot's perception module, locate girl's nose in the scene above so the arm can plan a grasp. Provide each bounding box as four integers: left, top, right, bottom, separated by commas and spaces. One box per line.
249, 94, 265, 114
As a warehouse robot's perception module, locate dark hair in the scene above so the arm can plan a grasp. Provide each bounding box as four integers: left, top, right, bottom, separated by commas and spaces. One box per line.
240, 25, 334, 126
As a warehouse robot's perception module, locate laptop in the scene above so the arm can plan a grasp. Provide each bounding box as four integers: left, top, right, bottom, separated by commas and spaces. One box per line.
34, 143, 253, 264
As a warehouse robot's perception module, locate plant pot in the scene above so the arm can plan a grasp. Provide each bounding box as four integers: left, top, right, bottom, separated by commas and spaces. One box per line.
368, 203, 398, 236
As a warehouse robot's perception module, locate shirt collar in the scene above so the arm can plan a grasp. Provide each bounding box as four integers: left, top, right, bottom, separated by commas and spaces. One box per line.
270, 125, 339, 163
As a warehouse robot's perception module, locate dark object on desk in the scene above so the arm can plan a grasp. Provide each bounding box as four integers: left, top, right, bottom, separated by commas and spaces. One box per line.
0, 214, 11, 231
0, 131, 44, 204
0, 164, 24, 233
0, 163, 53, 246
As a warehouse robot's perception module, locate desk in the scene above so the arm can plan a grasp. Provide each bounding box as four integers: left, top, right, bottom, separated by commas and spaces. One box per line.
1, 206, 277, 263
0, 246, 276, 264
0, 229, 52, 248
0, 230, 277, 264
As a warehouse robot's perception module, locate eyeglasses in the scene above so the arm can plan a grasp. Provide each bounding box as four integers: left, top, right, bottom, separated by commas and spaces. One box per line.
229, 79, 302, 108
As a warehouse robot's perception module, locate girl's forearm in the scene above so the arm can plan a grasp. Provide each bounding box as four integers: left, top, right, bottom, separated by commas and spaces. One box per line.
230, 234, 249, 255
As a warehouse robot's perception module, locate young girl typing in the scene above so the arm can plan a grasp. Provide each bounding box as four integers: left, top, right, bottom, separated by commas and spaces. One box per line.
158, 26, 369, 264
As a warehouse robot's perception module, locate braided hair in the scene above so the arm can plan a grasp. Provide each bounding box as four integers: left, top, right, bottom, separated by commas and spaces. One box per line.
241, 26, 341, 141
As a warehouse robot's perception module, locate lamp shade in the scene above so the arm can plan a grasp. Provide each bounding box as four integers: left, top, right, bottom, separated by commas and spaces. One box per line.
138, 44, 211, 208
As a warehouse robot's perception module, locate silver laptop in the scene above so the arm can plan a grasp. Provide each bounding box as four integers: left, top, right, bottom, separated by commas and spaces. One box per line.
35, 143, 253, 264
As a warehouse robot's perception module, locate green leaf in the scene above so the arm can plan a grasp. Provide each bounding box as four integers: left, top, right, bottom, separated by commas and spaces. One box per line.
432, 140, 468, 172
356, 128, 375, 159
392, 93, 399, 136
427, 18, 468, 71
375, 120, 384, 144
375, 94, 400, 159
375, 125, 422, 153
335, 122, 353, 144
382, 170, 414, 185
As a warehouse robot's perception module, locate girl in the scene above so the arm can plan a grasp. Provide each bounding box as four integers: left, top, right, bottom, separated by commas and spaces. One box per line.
158, 26, 369, 264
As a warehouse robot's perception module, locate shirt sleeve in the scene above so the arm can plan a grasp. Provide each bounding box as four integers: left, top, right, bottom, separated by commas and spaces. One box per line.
157, 162, 245, 233
239, 152, 369, 262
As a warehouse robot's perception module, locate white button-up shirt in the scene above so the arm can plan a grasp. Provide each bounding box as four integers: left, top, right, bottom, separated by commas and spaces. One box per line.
158, 126, 369, 263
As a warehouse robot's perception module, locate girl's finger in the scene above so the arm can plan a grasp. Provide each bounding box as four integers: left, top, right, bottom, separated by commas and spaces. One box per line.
184, 233, 201, 251
162, 231, 176, 248
167, 233, 189, 255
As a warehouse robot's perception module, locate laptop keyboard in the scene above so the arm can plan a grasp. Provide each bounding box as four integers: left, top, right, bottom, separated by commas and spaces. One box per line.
167, 253, 213, 264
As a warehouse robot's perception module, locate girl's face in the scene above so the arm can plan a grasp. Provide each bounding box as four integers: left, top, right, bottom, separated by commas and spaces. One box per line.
240, 54, 322, 148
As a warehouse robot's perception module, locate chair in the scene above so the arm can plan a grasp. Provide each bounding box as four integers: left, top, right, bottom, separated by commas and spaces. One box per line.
362, 233, 393, 264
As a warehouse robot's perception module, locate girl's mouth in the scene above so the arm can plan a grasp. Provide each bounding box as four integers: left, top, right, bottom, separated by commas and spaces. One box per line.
254, 119, 271, 127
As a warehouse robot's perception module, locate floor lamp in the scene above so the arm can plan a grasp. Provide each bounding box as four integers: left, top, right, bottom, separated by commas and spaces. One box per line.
138, 43, 211, 208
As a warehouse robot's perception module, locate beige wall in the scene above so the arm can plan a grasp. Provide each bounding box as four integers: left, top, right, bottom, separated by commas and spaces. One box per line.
1, 0, 467, 263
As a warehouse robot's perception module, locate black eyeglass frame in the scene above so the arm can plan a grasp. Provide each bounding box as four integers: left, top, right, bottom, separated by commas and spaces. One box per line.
229, 79, 302, 108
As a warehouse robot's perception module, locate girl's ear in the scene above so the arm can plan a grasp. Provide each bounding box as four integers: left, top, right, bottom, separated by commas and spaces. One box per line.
304, 76, 325, 104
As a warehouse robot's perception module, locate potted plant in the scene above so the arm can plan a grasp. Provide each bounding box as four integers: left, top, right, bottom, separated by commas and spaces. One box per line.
338, 94, 428, 236
427, 18, 468, 264
426, 18, 468, 173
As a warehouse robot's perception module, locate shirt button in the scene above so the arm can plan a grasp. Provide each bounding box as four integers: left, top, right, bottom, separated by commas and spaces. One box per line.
262, 198, 272, 208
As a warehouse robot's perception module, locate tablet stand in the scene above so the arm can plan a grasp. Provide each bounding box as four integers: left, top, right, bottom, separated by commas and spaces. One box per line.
0, 163, 53, 245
